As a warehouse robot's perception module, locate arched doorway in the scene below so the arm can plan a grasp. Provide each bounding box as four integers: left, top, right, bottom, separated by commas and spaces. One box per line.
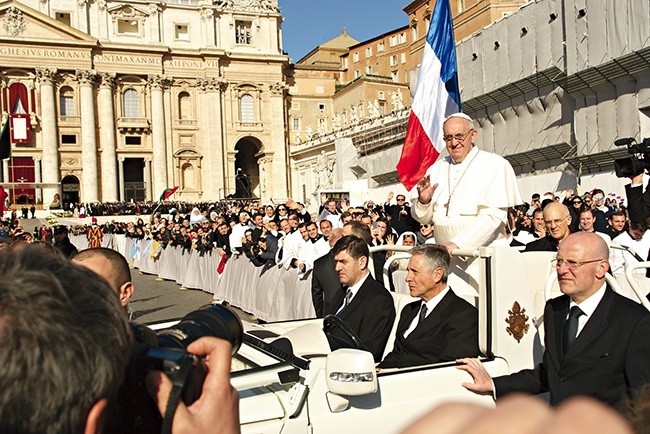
61, 175, 80, 208
234, 137, 262, 198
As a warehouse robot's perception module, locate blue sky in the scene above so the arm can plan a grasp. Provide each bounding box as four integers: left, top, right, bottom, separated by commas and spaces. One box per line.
278, 0, 410, 62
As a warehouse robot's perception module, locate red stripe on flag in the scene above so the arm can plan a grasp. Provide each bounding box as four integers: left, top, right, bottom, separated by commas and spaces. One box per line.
396, 111, 440, 191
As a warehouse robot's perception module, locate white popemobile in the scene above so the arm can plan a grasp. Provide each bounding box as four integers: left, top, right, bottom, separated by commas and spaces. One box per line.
152, 246, 650, 434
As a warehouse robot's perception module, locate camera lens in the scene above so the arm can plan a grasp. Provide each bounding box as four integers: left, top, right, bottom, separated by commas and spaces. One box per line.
156, 304, 243, 355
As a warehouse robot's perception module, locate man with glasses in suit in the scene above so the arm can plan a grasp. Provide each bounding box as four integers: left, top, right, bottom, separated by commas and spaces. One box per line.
411, 113, 522, 291
458, 232, 650, 409
525, 203, 572, 252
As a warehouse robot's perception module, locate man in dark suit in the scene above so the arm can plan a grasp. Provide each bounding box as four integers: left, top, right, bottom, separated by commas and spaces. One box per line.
524, 203, 572, 252
458, 232, 650, 409
327, 235, 396, 362
379, 244, 479, 369
311, 228, 344, 317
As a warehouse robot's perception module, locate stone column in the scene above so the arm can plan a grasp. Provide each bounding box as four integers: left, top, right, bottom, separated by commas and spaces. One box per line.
148, 75, 170, 199
76, 70, 99, 202
148, 4, 162, 43
76, 0, 89, 33
226, 151, 237, 196
33, 157, 42, 204
118, 157, 125, 201
144, 157, 152, 201
35, 68, 60, 207
268, 82, 290, 198
98, 73, 118, 201
201, 9, 216, 46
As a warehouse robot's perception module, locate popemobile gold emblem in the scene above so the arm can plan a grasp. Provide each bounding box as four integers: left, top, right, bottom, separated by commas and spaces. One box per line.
505, 301, 529, 343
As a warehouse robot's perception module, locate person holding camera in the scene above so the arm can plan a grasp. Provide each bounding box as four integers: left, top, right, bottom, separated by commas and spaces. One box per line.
0, 244, 241, 434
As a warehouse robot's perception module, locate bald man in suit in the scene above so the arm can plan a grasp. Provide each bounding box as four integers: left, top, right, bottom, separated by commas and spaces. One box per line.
458, 232, 650, 409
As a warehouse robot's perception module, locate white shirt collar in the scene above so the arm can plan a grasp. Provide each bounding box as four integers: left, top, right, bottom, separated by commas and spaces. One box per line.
421, 285, 451, 318
570, 282, 607, 318
347, 271, 370, 300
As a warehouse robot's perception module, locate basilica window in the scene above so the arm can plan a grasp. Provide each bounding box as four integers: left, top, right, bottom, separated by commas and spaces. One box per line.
240, 93, 254, 122
235, 21, 252, 45
178, 91, 192, 120
123, 88, 139, 117
59, 87, 75, 116
117, 18, 140, 35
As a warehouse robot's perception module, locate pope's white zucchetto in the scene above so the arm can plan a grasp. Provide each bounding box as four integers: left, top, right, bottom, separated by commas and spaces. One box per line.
444, 112, 473, 122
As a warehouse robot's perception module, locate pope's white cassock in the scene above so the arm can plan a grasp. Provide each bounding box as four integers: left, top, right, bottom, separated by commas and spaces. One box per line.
411, 146, 522, 293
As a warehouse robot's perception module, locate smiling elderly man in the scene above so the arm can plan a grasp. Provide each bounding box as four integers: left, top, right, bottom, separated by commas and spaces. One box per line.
410, 113, 521, 291
411, 113, 522, 255
525, 203, 572, 252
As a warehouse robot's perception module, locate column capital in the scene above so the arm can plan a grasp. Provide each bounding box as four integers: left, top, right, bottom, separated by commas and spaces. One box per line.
97, 0, 106, 10
35, 68, 57, 85
118, 156, 125, 162
149, 3, 163, 15
196, 77, 227, 92
147, 74, 172, 91
32, 156, 41, 163
200, 8, 214, 21
98, 72, 116, 89
75, 69, 97, 85
269, 82, 288, 96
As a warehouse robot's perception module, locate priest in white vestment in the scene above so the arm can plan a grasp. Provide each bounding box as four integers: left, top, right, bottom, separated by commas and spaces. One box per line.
410, 113, 522, 292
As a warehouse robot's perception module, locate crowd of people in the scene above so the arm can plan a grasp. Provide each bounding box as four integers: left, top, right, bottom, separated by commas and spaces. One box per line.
1, 112, 649, 433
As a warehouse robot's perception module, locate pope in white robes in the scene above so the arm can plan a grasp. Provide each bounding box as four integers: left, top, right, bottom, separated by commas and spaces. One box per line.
410, 113, 522, 292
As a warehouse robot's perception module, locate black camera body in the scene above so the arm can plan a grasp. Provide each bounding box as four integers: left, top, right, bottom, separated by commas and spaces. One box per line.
614, 137, 650, 178
107, 304, 243, 434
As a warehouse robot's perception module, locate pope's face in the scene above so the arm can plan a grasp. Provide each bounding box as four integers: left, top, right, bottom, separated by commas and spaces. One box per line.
443, 117, 476, 163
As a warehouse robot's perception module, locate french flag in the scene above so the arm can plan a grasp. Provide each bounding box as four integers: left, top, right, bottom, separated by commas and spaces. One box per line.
397, 0, 461, 191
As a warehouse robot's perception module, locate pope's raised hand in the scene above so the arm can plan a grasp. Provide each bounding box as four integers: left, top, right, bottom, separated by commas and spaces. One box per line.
416, 175, 438, 205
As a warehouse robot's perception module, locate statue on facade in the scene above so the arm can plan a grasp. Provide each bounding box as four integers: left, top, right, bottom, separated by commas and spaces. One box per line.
391, 90, 405, 112
315, 151, 335, 190
349, 107, 358, 125
332, 113, 341, 131
368, 100, 379, 118
317, 120, 327, 136
305, 126, 313, 140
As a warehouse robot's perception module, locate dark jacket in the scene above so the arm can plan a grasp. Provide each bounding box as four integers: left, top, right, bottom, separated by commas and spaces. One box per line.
494, 288, 650, 409
379, 289, 479, 369
329, 275, 396, 362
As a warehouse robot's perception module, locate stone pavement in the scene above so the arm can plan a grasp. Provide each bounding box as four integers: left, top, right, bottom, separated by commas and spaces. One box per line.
130, 269, 255, 325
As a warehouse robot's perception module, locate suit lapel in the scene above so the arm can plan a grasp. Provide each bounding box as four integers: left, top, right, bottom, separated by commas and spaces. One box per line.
561, 288, 613, 365
547, 296, 568, 371
337, 279, 368, 319
406, 291, 454, 340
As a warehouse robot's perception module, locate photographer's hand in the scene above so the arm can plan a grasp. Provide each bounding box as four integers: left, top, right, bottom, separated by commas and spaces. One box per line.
146, 337, 240, 434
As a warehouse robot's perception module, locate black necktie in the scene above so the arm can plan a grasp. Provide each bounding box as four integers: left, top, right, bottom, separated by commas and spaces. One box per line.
338, 288, 353, 314
418, 303, 427, 325
562, 306, 584, 354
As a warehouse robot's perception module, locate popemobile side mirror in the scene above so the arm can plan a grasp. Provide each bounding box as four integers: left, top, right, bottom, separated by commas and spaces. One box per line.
325, 348, 377, 402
